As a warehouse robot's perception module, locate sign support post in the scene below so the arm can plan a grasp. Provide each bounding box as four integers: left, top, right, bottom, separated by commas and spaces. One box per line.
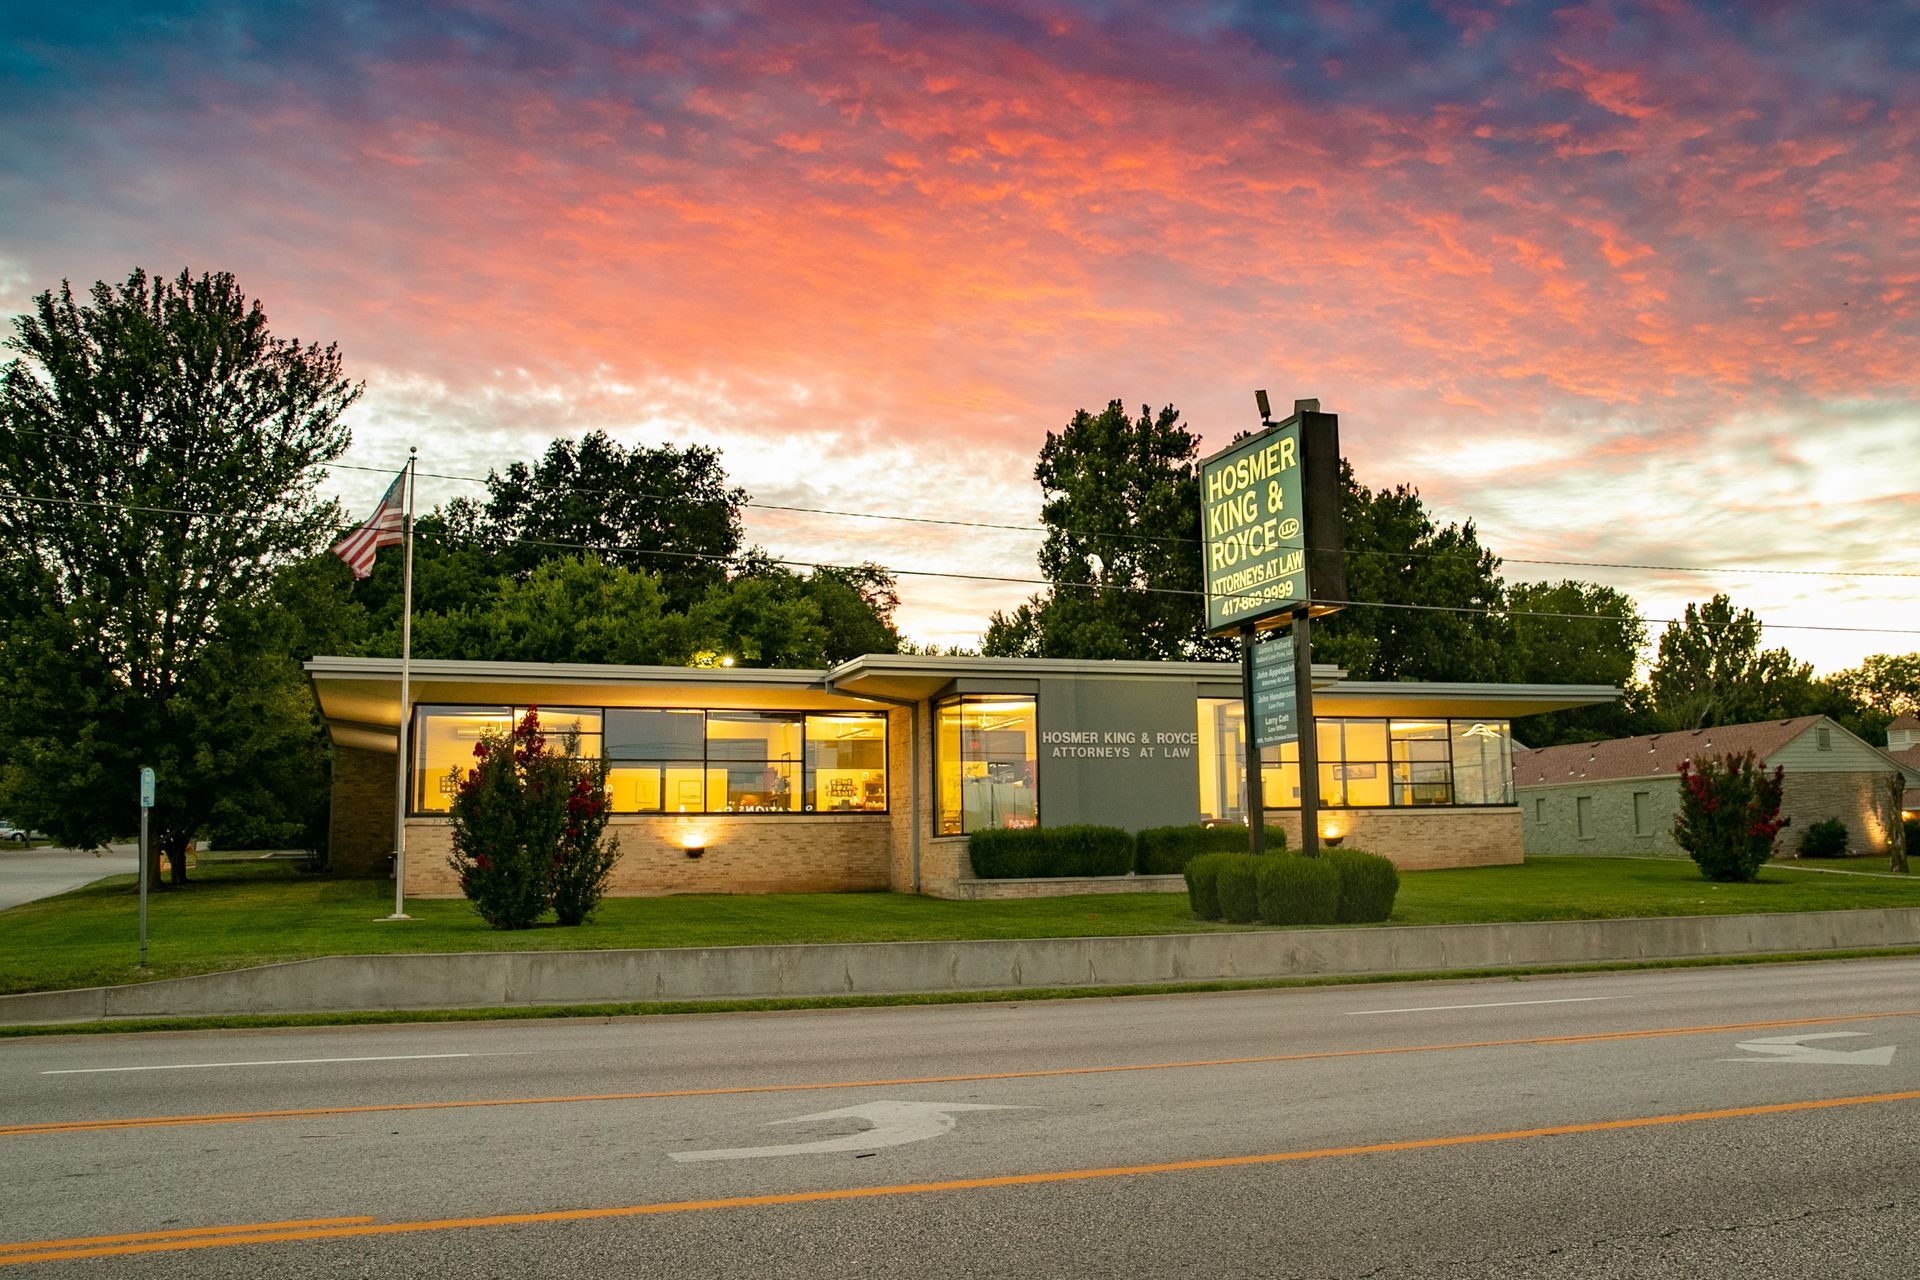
1239, 623, 1267, 855
1292, 608, 1321, 859
137, 766, 154, 968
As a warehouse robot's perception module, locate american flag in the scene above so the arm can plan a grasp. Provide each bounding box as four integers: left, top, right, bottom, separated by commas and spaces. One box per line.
331, 468, 408, 579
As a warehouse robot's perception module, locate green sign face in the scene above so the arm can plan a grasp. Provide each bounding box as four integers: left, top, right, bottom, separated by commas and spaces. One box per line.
1249, 638, 1297, 749
1200, 420, 1306, 633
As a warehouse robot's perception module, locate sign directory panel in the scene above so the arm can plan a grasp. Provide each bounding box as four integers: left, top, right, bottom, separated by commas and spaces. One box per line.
1200, 420, 1306, 634
1249, 638, 1297, 748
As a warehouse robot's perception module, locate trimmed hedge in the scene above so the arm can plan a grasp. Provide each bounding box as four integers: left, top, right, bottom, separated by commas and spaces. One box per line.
1796, 818, 1849, 858
1215, 854, 1263, 923
1326, 849, 1399, 923
1255, 855, 1341, 925
1184, 852, 1237, 920
1135, 824, 1289, 875
966, 825, 1135, 879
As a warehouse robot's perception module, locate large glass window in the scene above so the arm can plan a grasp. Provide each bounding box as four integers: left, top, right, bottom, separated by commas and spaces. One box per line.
1450, 721, 1514, 806
412, 706, 600, 812
605, 709, 707, 813
806, 714, 888, 812
411, 705, 886, 815
937, 696, 1037, 835
706, 712, 803, 812
1195, 700, 1513, 816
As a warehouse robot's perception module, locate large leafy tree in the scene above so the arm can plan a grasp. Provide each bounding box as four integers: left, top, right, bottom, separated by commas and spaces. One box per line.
1647, 594, 1818, 730
1506, 580, 1655, 745
0, 269, 358, 883
459, 430, 745, 607
983, 401, 1219, 660
1827, 653, 1920, 745
1309, 463, 1509, 682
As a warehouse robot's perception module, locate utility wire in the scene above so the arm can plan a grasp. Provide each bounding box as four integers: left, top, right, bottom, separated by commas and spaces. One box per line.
5, 487, 1918, 637
326, 457, 1920, 582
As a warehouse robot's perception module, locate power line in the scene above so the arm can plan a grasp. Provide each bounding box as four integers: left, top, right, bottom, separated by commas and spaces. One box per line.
6, 486, 1916, 638
327, 458, 1920, 582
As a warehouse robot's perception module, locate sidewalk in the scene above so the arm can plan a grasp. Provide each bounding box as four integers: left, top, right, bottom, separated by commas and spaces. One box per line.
0, 845, 139, 911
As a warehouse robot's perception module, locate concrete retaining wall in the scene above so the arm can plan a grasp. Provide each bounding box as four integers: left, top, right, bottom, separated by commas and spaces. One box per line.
7, 907, 1919, 1026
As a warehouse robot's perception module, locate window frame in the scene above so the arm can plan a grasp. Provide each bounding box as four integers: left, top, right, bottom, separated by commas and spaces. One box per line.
935, 693, 1041, 836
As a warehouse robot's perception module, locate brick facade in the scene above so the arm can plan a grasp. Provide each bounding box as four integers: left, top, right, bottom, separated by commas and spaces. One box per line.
1782, 769, 1900, 856
1264, 806, 1524, 870
403, 813, 891, 898
328, 744, 397, 877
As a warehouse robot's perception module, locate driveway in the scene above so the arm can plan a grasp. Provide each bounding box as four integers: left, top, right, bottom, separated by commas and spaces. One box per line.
0, 844, 139, 911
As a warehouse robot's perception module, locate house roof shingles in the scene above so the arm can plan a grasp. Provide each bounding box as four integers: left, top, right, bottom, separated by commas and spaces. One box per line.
1514, 717, 1824, 788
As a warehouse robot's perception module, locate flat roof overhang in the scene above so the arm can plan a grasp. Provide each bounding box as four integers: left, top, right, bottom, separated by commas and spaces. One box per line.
306, 657, 890, 753
822, 654, 1351, 701
1311, 681, 1620, 720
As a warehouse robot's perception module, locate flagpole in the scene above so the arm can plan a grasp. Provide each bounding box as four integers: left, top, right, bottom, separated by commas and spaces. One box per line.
386, 447, 417, 922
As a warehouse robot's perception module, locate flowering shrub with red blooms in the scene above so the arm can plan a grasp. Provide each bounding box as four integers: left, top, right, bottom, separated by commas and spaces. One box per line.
446, 708, 622, 929
1672, 750, 1788, 883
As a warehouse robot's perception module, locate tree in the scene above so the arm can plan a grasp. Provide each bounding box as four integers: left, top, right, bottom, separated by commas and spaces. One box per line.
465, 430, 745, 608
404, 555, 693, 666
0, 269, 358, 885
1308, 463, 1509, 682
983, 400, 1219, 660
1648, 595, 1817, 730
1828, 653, 1920, 745
1506, 580, 1654, 745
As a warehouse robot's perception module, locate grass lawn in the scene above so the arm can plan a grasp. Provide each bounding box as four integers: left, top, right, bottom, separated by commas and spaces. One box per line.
2, 853, 1917, 997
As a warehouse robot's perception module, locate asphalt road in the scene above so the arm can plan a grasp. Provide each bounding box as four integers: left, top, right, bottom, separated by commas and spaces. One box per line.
2, 958, 1918, 1277
0, 847, 138, 911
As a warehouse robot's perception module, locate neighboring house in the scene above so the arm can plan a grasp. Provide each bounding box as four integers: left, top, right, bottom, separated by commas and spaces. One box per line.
1887, 715, 1920, 823
1516, 715, 1910, 858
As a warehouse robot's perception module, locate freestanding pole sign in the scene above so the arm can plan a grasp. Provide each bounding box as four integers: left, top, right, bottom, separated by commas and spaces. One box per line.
1199, 396, 1346, 858
137, 766, 154, 968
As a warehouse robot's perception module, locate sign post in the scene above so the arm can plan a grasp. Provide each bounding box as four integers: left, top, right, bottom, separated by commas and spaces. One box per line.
138, 767, 154, 968
1199, 396, 1345, 857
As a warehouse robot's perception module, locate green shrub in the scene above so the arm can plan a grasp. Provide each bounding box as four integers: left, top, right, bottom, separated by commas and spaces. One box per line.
447, 709, 622, 930
1135, 824, 1289, 874
1795, 818, 1849, 858
1673, 751, 1787, 882
1216, 854, 1263, 923
1184, 852, 1235, 919
1327, 850, 1399, 922
1255, 855, 1340, 925
1906, 818, 1919, 857
967, 825, 1133, 878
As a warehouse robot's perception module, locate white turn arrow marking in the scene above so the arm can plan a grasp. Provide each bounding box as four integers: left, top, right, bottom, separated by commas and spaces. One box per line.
669, 1100, 1030, 1162
1723, 1031, 1897, 1066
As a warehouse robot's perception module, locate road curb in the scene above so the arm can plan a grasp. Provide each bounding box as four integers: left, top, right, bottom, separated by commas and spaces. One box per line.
5, 906, 1920, 1026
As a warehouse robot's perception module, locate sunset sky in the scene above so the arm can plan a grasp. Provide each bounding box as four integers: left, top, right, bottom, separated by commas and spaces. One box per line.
3, 2, 1915, 671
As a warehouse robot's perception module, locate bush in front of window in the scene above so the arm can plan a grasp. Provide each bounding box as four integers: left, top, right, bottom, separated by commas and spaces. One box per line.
1325, 850, 1399, 923
448, 708, 623, 929
1135, 824, 1288, 875
1183, 852, 1237, 919
1254, 855, 1340, 925
1673, 751, 1787, 883
1216, 855, 1263, 923
1795, 818, 1849, 858
966, 825, 1133, 878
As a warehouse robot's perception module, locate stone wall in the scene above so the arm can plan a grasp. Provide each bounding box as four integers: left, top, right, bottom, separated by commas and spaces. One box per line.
1519, 779, 1683, 857
328, 745, 397, 877
401, 812, 892, 899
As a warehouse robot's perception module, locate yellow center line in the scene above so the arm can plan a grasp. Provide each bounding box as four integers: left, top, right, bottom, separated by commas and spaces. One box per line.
7, 1007, 1916, 1139
0, 1217, 374, 1254
5, 1089, 1917, 1267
